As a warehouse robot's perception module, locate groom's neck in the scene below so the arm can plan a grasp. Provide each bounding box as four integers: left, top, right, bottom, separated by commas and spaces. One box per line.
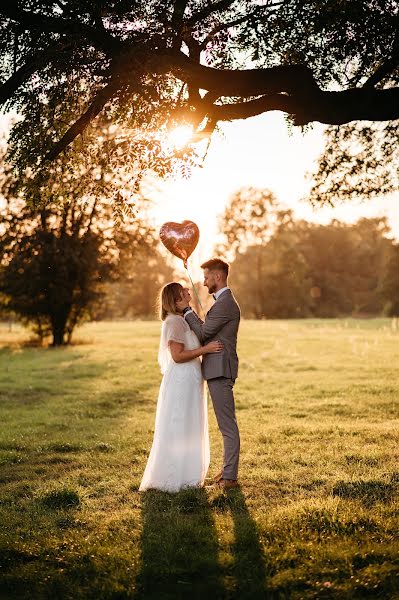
214, 281, 228, 292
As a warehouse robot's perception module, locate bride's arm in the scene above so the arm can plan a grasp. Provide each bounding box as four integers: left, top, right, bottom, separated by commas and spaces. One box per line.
169, 340, 223, 363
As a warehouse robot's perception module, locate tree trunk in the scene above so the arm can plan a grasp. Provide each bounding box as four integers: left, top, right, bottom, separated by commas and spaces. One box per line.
51, 312, 68, 346
52, 327, 65, 346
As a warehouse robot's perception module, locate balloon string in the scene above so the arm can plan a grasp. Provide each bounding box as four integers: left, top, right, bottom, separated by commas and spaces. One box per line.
185, 264, 205, 318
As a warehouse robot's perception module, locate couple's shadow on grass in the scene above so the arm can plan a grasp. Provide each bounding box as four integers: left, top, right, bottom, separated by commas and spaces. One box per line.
135, 486, 266, 600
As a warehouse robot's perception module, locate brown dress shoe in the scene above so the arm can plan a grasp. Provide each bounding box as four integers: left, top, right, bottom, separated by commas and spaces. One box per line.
217, 479, 239, 490
213, 471, 223, 483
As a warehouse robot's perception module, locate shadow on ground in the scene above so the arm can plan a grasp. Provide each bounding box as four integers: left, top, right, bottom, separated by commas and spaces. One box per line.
134, 486, 267, 600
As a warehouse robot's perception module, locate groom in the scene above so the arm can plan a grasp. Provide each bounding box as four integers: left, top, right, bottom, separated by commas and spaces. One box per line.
181, 258, 241, 490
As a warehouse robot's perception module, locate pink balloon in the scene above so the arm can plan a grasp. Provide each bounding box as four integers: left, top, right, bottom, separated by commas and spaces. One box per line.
160, 220, 200, 267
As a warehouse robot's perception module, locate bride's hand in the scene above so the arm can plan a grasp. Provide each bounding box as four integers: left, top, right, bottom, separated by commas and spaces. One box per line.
203, 340, 223, 354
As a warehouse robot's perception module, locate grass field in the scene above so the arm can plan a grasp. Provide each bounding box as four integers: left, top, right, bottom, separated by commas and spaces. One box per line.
0, 319, 398, 599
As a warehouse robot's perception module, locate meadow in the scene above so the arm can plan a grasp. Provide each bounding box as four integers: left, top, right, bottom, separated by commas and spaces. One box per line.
0, 319, 398, 599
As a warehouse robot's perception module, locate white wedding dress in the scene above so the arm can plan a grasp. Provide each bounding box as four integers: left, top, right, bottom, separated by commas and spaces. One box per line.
139, 314, 210, 493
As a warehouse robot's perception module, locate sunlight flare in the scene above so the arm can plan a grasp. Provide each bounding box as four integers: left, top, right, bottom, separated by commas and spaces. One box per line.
167, 125, 194, 149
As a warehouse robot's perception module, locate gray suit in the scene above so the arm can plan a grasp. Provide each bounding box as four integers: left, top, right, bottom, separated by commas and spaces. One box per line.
185, 289, 241, 479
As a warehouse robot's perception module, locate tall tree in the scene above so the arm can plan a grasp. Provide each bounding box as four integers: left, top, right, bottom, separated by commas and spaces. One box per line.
0, 134, 156, 345
0, 193, 157, 344
1, 1, 398, 203
230, 239, 312, 318
217, 186, 310, 316
217, 186, 293, 259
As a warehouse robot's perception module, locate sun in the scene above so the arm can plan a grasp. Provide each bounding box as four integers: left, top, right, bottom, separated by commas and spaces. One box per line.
167, 125, 194, 149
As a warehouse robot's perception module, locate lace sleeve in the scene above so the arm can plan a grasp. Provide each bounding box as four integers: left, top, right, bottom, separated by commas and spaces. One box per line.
158, 316, 187, 373
165, 316, 186, 344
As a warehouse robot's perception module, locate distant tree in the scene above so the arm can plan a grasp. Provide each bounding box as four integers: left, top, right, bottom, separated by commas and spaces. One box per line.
0, 125, 157, 345
299, 218, 391, 317
97, 243, 175, 319
216, 186, 300, 315
379, 243, 399, 316
230, 237, 312, 319
1, 1, 398, 205
217, 186, 293, 259
223, 197, 392, 319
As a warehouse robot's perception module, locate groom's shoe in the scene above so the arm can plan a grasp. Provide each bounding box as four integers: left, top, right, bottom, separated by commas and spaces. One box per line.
217, 479, 239, 490
213, 471, 223, 483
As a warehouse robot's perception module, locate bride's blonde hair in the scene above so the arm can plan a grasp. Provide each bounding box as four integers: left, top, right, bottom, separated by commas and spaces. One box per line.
158, 282, 184, 320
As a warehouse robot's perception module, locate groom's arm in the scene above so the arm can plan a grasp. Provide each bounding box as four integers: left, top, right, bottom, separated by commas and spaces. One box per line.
185, 302, 231, 344
183, 309, 203, 339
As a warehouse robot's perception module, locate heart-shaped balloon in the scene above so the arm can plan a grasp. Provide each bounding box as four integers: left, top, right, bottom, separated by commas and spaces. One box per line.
159, 220, 200, 268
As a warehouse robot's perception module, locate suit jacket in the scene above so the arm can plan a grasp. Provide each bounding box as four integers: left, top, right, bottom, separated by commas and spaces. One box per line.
185, 289, 240, 381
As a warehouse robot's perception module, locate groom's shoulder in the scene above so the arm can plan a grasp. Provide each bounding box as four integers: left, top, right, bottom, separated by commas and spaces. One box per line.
218, 289, 240, 311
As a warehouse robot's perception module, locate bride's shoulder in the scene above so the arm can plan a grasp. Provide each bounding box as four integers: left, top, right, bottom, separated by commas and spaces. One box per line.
164, 313, 187, 326
165, 313, 181, 321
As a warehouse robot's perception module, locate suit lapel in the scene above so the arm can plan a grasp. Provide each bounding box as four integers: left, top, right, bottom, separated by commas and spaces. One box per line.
206, 289, 231, 316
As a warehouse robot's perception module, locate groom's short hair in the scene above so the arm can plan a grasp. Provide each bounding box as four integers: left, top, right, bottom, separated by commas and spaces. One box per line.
200, 258, 229, 277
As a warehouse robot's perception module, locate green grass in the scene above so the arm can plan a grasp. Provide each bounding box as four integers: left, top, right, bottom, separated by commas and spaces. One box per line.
0, 319, 398, 599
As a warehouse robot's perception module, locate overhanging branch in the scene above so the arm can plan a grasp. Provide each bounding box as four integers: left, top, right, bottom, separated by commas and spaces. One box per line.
160, 51, 399, 125
206, 88, 399, 126
0, 2, 120, 54
44, 79, 121, 162
164, 51, 319, 96
0, 43, 73, 106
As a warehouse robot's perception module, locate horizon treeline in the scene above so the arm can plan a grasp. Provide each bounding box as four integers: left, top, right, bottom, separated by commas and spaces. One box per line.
85, 211, 399, 321
2, 182, 399, 345
228, 216, 398, 319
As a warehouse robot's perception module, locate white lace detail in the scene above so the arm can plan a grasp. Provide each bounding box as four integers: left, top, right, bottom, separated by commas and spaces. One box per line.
158, 314, 189, 374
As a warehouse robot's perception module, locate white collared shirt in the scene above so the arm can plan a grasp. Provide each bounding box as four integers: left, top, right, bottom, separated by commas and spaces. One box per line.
183, 287, 230, 320
213, 286, 229, 300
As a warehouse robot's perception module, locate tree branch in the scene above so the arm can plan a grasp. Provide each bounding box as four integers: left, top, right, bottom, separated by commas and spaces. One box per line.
171, 0, 190, 27
0, 43, 73, 106
198, 4, 280, 49
363, 54, 399, 89
363, 25, 399, 88
208, 95, 297, 121
206, 87, 399, 125
158, 51, 399, 125
164, 51, 319, 96
185, 0, 237, 27
170, 0, 190, 49
0, 2, 120, 55
44, 80, 121, 162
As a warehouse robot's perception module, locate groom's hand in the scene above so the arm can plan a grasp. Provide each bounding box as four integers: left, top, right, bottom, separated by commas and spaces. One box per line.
176, 298, 190, 311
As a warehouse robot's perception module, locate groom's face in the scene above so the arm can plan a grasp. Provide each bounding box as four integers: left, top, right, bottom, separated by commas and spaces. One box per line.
203, 268, 218, 294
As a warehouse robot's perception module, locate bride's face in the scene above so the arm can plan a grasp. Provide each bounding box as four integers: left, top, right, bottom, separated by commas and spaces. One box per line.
181, 287, 191, 303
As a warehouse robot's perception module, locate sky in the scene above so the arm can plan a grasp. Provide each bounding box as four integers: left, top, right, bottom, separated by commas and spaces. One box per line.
144, 112, 399, 279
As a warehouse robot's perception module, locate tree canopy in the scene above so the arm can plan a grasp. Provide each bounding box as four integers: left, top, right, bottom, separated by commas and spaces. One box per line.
1, 1, 398, 203
0, 136, 169, 345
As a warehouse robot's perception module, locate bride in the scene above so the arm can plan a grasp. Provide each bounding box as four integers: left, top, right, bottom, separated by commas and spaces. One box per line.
139, 282, 223, 493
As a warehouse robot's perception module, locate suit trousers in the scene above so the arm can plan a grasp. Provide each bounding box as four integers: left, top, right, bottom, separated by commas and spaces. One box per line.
207, 377, 240, 480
